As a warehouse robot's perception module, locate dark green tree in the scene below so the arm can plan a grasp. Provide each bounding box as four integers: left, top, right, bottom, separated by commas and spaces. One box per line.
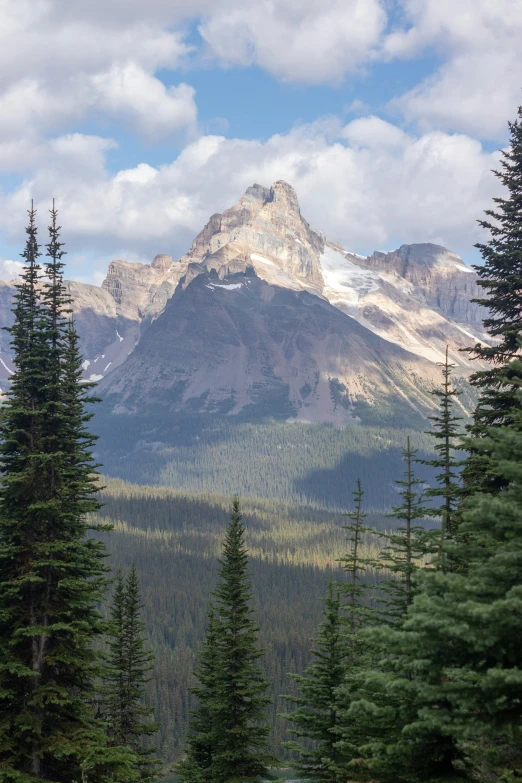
339, 479, 375, 639
332, 481, 380, 778
178, 607, 224, 783
0, 206, 136, 783
339, 443, 429, 782
366, 362, 522, 782
464, 102, 522, 492
282, 582, 348, 783
204, 497, 274, 783
103, 566, 160, 781
379, 437, 429, 620
421, 347, 464, 555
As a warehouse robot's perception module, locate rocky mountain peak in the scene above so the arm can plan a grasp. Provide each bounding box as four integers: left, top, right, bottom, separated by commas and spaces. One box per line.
151, 253, 173, 271
240, 183, 271, 206
395, 243, 470, 272
268, 180, 301, 214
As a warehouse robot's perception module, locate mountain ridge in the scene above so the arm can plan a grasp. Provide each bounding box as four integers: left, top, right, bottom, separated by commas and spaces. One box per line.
0, 180, 487, 424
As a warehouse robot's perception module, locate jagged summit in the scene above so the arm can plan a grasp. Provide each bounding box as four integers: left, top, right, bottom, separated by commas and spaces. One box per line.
151, 253, 173, 270
268, 180, 301, 213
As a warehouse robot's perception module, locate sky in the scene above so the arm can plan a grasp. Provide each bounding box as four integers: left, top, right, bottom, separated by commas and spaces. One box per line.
0, 0, 520, 284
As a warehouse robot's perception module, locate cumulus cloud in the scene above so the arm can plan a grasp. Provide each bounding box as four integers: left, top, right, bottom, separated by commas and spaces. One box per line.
198, 0, 387, 83
90, 64, 197, 139
0, 119, 502, 283
385, 0, 522, 138
1, 0, 519, 162
0, 259, 24, 280
0, 0, 198, 169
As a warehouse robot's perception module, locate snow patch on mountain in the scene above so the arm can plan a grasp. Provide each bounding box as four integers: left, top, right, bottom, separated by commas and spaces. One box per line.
206, 282, 243, 291
250, 253, 276, 267
319, 247, 380, 303
0, 357, 14, 375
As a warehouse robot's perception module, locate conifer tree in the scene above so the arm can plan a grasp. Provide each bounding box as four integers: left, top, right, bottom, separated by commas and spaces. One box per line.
339, 444, 429, 782
103, 566, 160, 782
332, 481, 380, 777
464, 102, 522, 492
282, 582, 348, 783
285, 479, 374, 783
339, 479, 375, 639
368, 362, 522, 782
379, 437, 429, 619
0, 206, 136, 782
192, 497, 274, 783
422, 348, 463, 552
178, 607, 221, 783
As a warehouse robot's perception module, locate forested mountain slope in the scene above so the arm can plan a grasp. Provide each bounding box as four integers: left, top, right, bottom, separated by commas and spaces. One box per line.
96, 479, 405, 761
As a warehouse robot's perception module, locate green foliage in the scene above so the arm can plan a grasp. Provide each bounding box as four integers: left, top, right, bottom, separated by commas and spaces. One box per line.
180, 498, 275, 783
102, 566, 161, 781
334, 446, 430, 782
0, 206, 136, 783
421, 347, 464, 550
284, 482, 380, 781
340, 478, 380, 635
93, 410, 444, 510
282, 583, 348, 783
177, 607, 220, 783
366, 366, 522, 781
379, 437, 430, 623
95, 478, 392, 761
465, 102, 522, 493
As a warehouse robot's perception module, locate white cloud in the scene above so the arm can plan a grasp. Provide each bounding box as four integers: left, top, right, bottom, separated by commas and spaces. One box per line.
0, 259, 24, 280
198, 0, 387, 83
90, 64, 197, 139
0, 0, 388, 166
0, 119, 502, 284
341, 116, 408, 149
386, 0, 522, 138
0, 0, 198, 169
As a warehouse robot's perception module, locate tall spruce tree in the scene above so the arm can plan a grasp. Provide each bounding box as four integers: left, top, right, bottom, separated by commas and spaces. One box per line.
422, 348, 463, 554
103, 566, 160, 782
379, 437, 429, 621
367, 362, 522, 782
0, 206, 136, 783
332, 481, 380, 778
339, 479, 375, 639
178, 607, 221, 783
340, 442, 429, 782
282, 582, 348, 783
464, 102, 522, 492
184, 497, 274, 783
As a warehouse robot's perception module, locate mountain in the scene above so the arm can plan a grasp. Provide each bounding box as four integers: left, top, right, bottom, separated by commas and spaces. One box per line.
101, 266, 445, 425
175, 181, 487, 367
0, 181, 488, 501
94, 179, 487, 422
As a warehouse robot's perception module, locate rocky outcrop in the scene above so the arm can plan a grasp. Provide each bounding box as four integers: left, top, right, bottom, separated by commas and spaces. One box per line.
363, 244, 486, 326
178, 180, 325, 288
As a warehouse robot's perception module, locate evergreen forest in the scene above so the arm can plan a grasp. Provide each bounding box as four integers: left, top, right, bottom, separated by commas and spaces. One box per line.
1, 102, 522, 783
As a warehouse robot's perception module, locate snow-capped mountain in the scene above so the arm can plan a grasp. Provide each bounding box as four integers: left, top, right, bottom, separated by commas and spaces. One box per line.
0, 181, 487, 422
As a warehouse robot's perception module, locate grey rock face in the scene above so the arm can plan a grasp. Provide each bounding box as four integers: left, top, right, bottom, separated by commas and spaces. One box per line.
151, 254, 173, 271
363, 244, 486, 326
100, 269, 442, 424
